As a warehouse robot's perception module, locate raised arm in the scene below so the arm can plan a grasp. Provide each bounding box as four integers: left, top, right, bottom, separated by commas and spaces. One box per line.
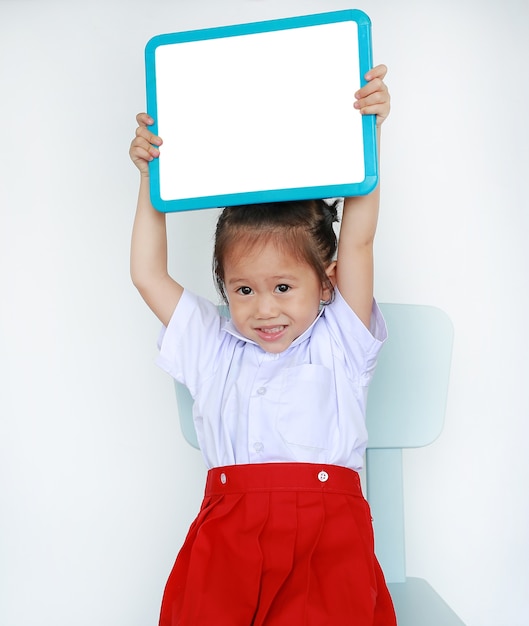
129, 113, 183, 326
335, 65, 390, 328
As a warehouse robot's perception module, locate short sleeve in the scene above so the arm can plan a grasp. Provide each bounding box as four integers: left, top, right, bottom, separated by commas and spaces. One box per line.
320, 288, 387, 386
155, 290, 229, 396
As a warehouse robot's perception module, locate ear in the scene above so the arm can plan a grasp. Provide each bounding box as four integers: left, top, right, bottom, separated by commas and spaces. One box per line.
321, 261, 337, 301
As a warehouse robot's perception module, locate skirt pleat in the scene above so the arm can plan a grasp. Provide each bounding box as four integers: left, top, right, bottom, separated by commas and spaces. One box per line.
159, 463, 396, 626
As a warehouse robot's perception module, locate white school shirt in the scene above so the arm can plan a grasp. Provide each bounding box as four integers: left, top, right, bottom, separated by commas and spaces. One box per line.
156, 288, 387, 471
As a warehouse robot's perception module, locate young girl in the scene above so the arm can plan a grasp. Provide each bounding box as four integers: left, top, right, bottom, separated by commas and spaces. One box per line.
130, 65, 395, 626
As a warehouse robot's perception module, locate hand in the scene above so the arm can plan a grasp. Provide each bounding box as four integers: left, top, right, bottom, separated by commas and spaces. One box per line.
129, 112, 163, 176
354, 64, 390, 127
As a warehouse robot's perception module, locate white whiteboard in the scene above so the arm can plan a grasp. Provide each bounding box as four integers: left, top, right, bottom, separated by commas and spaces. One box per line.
145, 10, 377, 212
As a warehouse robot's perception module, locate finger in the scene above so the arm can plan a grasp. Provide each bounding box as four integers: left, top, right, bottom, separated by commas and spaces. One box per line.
135, 112, 163, 145
354, 88, 389, 112
133, 138, 161, 157
355, 64, 388, 99
355, 77, 388, 101
355, 100, 391, 128
130, 136, 160, 161
135, 124, 163, 147
357, 103, 390, 120
136, 111, 154, 127
130, 145, 159, 164
365, 64, 387, 82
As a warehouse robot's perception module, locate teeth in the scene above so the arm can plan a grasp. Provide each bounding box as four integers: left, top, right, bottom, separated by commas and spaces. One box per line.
261, 326, 284, 334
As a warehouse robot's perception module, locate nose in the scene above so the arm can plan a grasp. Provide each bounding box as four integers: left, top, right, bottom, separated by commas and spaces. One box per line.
255, 293, 278, 319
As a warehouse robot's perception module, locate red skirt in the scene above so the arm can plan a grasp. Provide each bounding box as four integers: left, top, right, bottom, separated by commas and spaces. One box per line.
159, 463, 396, 626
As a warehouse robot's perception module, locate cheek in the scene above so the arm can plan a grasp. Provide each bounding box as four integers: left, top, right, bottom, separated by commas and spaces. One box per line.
227, 302, 245, 327
296, 296, 320, 324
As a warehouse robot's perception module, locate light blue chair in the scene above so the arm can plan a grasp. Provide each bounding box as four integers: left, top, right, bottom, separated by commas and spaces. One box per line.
365, 303, 465, 624
173, 303, 465, 624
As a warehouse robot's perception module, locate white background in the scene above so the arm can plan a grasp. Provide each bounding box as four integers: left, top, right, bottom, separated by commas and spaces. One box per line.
1, 1, 528, 624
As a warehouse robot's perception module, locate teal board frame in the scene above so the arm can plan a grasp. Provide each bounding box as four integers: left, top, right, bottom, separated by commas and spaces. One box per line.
145, 9, 377, 212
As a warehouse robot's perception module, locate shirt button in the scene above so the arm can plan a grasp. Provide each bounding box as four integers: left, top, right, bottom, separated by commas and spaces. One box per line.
220, 472, 227, 485
256, 387, 267, 395
253, 442, 264, 452
318, 471, 329, 483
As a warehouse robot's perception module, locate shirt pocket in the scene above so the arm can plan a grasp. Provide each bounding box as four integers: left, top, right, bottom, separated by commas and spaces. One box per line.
276, 364, 336, 450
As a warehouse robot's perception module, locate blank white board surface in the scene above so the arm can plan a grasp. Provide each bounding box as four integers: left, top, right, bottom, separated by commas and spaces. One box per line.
145, 10, 377, 212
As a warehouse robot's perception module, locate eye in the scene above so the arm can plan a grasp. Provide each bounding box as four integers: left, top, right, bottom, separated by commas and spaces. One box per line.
236, 286, 253, 295
275, 284, 290, 293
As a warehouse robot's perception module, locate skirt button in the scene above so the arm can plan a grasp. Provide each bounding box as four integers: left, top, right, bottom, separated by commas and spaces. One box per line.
318, 470, 329, 482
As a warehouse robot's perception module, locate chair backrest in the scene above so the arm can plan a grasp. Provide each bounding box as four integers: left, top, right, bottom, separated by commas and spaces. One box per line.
367, 303, 454, 449
365, 303, 454, 583
173, 304, 454, 582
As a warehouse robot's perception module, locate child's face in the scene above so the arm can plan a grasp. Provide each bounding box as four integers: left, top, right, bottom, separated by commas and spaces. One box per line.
224, 240, 333, 354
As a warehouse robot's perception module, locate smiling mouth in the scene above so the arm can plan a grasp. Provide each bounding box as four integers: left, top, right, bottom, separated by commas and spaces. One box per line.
258, 326, 285, 334
255, 325, 286, 340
